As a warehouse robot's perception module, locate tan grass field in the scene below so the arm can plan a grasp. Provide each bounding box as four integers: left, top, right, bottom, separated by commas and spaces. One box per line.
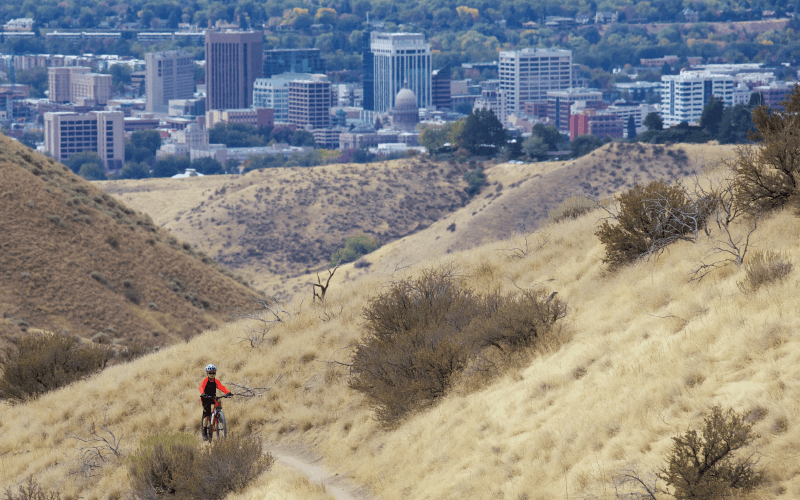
99, 142, 736, 297
3, 147, 799, 499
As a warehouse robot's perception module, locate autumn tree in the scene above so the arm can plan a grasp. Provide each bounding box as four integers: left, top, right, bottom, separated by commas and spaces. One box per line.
733, 84, 800, 214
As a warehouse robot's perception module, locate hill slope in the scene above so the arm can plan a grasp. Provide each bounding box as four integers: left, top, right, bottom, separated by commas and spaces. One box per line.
0, 133, 257, 348
100, 143, 736, 296
99, 158, 474, 290
3, 149, 799, 500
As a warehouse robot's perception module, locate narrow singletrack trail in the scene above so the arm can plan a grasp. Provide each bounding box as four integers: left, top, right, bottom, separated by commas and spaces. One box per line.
267, 443, 376, 500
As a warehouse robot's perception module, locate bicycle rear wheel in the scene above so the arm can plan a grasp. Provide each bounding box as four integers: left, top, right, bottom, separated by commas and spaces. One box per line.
214, 412, 226, 439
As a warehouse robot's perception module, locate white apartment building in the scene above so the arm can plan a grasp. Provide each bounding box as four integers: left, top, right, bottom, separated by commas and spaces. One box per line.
145, 50, 195, 112
661, 71, 735, 126
44, 111, 125, 170
370, 32, 431, 113
499, 48, 572, 117
253, 73, 313, 122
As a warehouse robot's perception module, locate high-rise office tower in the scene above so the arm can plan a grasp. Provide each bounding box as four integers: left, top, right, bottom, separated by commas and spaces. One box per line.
288, 75, 332, 129
44, 111, 125, 170
499, 48, 572, 117
431, 66, 452, 111
370, 32, 431, 113
361, 29, 374, 111
205, 31, 263, 111
145, 50, 195, 112
253, 73, 313, 122
263, 49, 325, 78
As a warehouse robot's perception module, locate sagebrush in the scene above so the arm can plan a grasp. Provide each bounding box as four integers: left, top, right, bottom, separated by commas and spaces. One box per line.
349, 266, 565, 426
737, 250, 792, 293
659, 406, 763, 499
0, 331, 112, 400
596, 180, 703, 269
128, 433, 273, 500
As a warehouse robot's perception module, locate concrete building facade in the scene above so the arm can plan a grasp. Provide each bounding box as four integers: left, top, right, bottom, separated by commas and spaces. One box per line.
44, 111, 125, 170
48, 67, 113, 105
499, 48, 572, 117
145, 50, 195, 112
288, 75, 331, 129
205, 31, 263, 111
370, 32, 431, 113
206, 108, 274, 129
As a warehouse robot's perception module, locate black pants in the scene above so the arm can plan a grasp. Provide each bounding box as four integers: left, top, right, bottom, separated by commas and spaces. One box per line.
201, 399, 213, 424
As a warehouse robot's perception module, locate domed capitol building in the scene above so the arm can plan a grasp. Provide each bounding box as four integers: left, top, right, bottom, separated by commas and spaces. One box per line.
391, 82, 420, 132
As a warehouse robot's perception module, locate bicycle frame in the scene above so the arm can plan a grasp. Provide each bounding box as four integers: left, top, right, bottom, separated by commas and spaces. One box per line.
203, 393, 229, 442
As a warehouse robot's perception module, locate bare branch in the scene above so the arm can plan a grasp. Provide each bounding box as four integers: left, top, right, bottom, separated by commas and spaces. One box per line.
66, 406, 123, 478
312, 260, 341, 303
612, 462, 661, 500
235, 296, 295, 348
498, 222, 550, 259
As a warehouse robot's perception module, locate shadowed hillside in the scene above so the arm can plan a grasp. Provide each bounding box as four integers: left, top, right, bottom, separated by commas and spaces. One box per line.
0, 133, 258, 348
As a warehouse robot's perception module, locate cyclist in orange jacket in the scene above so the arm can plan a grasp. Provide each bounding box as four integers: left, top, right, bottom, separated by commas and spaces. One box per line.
200, 364, 231, 441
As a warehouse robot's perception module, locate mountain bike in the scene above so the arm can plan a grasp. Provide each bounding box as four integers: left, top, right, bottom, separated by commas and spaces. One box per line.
201, 393, 232, 442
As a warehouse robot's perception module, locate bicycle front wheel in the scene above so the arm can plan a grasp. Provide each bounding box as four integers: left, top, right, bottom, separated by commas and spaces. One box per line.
215, 412, 227, 439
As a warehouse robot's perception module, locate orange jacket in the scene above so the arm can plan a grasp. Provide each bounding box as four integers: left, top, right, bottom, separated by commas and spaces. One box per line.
199, 377, 230, 398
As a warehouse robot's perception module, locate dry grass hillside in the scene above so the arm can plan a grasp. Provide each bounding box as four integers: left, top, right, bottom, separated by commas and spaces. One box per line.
99, 158, 474, 291
0, 134, 258, 348
4, 149, 799, 500
100, 143, 735, 295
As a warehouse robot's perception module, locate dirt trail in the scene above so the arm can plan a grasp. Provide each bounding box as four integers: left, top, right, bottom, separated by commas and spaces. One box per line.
267, 443, 376, 500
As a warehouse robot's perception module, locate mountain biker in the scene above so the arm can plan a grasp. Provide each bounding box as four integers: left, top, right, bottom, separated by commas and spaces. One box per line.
199, 364, 231, 441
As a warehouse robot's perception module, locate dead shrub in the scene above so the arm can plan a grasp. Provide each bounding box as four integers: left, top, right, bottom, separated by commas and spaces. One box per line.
737, 250, 792, 293
350, 266, 564, 426
0, 331, 112, 400
3, 477, 62, 500
128, 433, 273, 500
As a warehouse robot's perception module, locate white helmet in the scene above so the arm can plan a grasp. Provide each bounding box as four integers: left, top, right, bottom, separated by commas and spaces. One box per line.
205, 364, 217, 373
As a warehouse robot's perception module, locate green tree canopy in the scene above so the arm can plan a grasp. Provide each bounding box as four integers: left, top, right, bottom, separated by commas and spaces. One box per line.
570, 135, 605, 158
153, 155, 190, 178
191, 157, 224, 175
130, 130, 162, 156
330, 233, 380, 267
643, 111, 664, 131
531, 124, 564, 151
522, 135, 548, 161
118, 161, 151, 179
458, 108, 507, 155
699, 96, 725, 136
78, 162, 107, 181
65, 151, 104, 174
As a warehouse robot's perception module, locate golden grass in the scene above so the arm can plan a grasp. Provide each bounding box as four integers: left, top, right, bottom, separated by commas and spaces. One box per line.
99, 143, 736, 298
6, 157, 800, 499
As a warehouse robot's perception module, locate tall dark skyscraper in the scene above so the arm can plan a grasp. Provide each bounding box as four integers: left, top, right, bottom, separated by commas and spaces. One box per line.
361, 29, 374, 112
263, 49, 325, 78
205, 31, 263, 111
